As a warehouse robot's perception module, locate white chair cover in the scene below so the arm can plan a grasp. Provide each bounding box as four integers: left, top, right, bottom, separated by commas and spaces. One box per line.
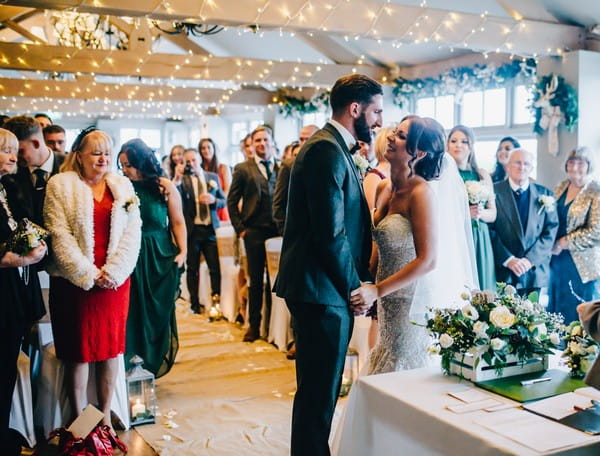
348, 316, 371, 371
265, 237, 294, 351
10, 351, 36, 448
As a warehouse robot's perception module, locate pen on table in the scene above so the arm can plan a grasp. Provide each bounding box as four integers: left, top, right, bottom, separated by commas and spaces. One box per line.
520, 377, 552, 386
573, 405, 589, 412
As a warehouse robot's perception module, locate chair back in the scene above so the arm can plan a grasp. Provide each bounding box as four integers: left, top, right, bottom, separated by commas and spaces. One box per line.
216, 225, 235, 257
265, 237, 283, 279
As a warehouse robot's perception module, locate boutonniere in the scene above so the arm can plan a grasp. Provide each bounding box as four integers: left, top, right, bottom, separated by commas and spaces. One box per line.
122, 195, 140, 212
537, 195, 556, 215
207, 179, 218, 191
352, 153, 370, 179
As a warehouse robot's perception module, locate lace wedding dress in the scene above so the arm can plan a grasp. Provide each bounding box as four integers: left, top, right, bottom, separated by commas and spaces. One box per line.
367, 213, 430, 375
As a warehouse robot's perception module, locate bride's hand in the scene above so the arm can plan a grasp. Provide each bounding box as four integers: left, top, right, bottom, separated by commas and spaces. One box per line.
350, 283, 379, 314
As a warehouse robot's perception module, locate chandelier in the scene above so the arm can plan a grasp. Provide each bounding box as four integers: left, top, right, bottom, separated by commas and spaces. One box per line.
152, 20, 223, 36
52, 12, 128, 50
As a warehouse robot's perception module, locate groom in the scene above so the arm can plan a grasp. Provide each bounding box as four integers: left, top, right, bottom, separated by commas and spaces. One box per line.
274, 74, 383, 455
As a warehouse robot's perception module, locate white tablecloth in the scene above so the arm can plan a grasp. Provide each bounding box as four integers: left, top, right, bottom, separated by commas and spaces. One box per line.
332, 367, 600, 455
10, 351, 36, 447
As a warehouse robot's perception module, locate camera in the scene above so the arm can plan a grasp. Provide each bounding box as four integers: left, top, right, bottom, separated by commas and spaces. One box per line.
183, 163, 194, 175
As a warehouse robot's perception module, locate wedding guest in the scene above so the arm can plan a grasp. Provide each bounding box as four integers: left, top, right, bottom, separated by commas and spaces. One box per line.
0, 128, 46, 456
228, 125, 280, 342
240, 134, 253, 161
43, 125, 67, 156
489, 148, 558, 296
118, 139, 186, 377
577, 301, 600, 388
273, 143, 301, 235
274, 74, 382, 455
168, 144, 185, 184
299, 125, 319, 147
199, 137, 231, 221
447, 125, 496, 291
491, 136, 520, 183
2, 116, 65, 225
548, 148, 600, 324
34, 113, 52, 130
44, 128, 141, 428
179, 148, 226, 315
282, 141, 299, 161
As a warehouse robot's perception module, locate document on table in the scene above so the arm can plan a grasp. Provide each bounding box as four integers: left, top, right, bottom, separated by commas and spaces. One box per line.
447, 388, 492, 403
523, 392, 596, 420
475, 409, 596, 453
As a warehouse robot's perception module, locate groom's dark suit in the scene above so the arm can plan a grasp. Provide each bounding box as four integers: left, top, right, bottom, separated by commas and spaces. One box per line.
489, 179, 558, 293
274, 122, 372, 455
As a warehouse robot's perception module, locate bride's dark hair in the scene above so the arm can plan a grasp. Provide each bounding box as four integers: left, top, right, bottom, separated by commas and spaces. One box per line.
405, 116, 445, 180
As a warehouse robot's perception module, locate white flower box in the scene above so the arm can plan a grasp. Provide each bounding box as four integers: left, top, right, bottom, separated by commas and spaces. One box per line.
449, 353, 548, 382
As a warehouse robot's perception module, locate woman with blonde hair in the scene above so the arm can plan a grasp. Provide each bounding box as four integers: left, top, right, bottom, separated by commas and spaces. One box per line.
44, 127, 141, 441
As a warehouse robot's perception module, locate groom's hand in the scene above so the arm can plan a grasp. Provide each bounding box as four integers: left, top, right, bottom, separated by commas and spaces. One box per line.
350, 283, 378, 315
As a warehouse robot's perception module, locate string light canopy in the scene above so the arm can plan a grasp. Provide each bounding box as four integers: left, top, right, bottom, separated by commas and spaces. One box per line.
152, 20, 224, 36
51, 11, 128, 50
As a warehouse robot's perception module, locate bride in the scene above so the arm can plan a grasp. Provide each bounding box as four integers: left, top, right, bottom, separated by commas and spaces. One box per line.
351, 115, 477, 375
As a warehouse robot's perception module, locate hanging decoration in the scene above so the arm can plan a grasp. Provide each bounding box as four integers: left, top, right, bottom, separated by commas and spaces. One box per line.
152, 21, 224, 36
276, 91, 330, 118
392, 59, 537, 109
530, 74, 578, 156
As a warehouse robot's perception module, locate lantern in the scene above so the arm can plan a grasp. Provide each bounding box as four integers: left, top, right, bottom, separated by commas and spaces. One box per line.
339, 349, 359, 397
126, 355, 157, 426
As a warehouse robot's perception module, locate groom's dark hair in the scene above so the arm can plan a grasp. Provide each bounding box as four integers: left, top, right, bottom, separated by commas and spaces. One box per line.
330, 74, 383, 116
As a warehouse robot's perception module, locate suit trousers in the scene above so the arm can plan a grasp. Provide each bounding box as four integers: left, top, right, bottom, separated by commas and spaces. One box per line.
186, 224, 221, 308
0, 325, 24, 455
243, 226, 278, 330
287, 301, 353, 456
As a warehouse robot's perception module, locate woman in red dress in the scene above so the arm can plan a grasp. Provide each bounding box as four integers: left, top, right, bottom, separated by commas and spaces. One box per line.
44, 128, 141, 428
199, 138, 231, 221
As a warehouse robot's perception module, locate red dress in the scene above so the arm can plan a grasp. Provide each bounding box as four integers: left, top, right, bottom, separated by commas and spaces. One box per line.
50, 188, 131, 363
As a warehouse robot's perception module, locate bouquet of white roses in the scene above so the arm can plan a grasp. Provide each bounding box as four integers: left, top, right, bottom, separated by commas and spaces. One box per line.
561, 321, 599, 378
464, 181, 493, 227
422, 283, 564, 376
6, 218, 49, 256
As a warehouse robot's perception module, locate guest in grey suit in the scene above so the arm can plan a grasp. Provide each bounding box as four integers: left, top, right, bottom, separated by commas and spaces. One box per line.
227, 125, 280, 342
274, 74, 383, 456
489, 148, 558, 295
577, 301, 600, 388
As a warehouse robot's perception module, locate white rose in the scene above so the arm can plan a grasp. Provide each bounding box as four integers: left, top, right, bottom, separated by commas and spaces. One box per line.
521, 299, 534, 312
491, 338, 507, 351
549, 333, 561, 346
473, 321, 489, 340
571, 325, 583, 336
489, 305, 516, 329
482, 290, 496, 303
504, 285, 517, 297
439, 333, 454, 349
461, 304, 479, 321
568, 341, 586, 356
531, 323, 547, 340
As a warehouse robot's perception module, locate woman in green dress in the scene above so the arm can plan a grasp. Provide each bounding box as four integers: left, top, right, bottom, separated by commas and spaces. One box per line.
118, 139, 187, 377
447, 125, 496, 291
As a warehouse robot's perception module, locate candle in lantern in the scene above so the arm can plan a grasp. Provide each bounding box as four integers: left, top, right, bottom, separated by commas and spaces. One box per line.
131, 398, 146, 417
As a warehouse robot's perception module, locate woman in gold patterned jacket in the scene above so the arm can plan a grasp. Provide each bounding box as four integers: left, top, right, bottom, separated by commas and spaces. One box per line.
548, 147, 600, 324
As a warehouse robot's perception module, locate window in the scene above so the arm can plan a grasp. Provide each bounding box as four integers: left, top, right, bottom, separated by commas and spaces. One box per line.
461, 88, 506, 127
513, 85, 534, 124
475, 137, 538, 179
303, 112, 327, 128
416, 95, 455, 128
119, 128, 162, 158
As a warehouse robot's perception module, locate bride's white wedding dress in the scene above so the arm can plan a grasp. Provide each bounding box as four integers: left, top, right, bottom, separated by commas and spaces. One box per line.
367, 213, 430, 375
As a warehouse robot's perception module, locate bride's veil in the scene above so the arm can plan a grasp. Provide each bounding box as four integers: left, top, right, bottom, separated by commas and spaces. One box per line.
409, 153, 479, 324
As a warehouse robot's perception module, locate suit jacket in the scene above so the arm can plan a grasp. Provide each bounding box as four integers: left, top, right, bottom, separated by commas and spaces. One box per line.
227, 157, 280, 235
554, 179, 600, 283
2, 152, 65, 225
272, 157, 294, 236
580, 300, 600, 388
179, 170, 226, 233
489, 179, 559, 289
274, 122, 372, 307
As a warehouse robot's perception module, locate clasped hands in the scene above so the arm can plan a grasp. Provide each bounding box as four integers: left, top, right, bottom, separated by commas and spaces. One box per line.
506, 257, 533, 277
198, 192, 215, 205
350, 282, 378, 316
95, 271, 117, 290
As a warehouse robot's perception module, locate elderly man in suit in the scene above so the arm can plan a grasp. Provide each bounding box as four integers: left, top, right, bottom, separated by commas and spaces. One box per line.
179, 148, 226, 314
490, 148, 559, 296
577, 301, 600, 388
227, 125, 280, 342
2, 115, 65, 226
274, 74, 382, 455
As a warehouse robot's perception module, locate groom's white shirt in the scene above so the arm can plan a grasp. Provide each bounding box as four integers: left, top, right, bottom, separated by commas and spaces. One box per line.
328, 118, 356, 151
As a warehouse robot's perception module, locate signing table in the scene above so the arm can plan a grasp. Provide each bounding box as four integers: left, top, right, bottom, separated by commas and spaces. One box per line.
332, 367, 600, 455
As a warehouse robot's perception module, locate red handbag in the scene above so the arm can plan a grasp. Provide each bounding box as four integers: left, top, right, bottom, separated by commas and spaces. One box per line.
48, 427, 89, 456
49, 425, 128, 455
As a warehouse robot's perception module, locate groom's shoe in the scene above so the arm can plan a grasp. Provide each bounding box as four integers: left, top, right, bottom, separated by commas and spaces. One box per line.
243, 326, 260, 342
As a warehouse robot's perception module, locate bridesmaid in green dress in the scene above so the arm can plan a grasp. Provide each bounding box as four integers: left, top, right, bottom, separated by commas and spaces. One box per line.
447, 125, 497, 291
118, 139, 187, 377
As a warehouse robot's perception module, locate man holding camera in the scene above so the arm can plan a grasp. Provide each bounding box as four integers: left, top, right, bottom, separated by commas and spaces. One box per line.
179, 148, 226, 314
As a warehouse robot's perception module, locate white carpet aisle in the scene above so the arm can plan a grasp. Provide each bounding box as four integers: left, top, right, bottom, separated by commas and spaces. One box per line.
133, 300, 297, 455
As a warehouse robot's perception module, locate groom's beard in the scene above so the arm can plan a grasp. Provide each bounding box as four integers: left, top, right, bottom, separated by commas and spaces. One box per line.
354, 112, 373, 143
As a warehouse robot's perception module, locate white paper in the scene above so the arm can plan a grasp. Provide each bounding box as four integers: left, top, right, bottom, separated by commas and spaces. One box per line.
523, 392, 592, 420
575, 387, 600, 401
446, 398, 501, 414
447, 388, 491, 403
476, 409, 595, 453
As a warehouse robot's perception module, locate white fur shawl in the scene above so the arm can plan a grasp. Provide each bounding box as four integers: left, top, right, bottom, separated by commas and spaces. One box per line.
44, 171, 142, 290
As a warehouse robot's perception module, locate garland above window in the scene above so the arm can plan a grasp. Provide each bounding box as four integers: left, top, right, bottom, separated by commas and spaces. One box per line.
530, 74, 578, 156
275, 91, 330, 118
392, 59, 537, 108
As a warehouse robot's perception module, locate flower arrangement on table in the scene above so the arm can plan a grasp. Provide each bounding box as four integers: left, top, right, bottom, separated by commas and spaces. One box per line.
464, 181, 493, 227
561, 321, 600, 378
423, 284, 564, 376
